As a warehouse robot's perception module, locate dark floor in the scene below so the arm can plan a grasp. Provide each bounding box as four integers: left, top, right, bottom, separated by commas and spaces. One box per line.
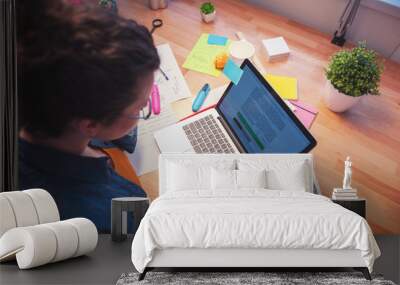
0, 235, 134, 285
374, 235, 400, 284
0, 235, 399, 285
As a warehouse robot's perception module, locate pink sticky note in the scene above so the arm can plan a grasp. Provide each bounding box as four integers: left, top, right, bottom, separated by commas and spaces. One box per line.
289, 100, 318, 129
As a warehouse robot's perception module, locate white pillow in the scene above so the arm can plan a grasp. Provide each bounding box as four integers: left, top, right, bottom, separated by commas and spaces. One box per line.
266, 162, 308, 191
211, 169, 268, 190
211, 168, 236, 190
167, 159, 235, 191
167, 163, 210, 191
238, 159, 311, 192
236, 169, 267, 189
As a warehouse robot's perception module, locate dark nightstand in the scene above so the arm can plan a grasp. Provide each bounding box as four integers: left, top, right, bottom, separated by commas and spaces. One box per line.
332, 198, 366, 218
111, 197, 149, 242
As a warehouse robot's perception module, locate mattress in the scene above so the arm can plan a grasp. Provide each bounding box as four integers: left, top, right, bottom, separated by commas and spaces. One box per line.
131, 190, 380, 273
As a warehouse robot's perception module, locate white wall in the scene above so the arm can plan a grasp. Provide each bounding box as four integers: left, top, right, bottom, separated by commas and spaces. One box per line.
245, 0, 400, 63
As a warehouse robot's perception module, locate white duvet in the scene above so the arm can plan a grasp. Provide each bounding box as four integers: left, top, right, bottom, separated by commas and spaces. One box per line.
131, 190, 380, 273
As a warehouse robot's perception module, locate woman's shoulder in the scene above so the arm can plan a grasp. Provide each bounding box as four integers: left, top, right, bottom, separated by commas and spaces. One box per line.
18, 138, 145, 197
18, 138, 107, 182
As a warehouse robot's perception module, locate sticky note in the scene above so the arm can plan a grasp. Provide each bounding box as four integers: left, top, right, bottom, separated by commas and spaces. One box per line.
207, 34, 228, 46
223, 59, 243, 85
290, 100, 318, 129
264, 74, 298, 100
183, 34, 231, 77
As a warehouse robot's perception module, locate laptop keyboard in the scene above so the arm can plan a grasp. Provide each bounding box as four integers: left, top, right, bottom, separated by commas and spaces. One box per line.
182, 115, 235, 153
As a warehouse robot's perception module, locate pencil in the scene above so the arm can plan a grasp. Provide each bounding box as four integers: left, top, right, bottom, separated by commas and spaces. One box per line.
160, 67, 169, 80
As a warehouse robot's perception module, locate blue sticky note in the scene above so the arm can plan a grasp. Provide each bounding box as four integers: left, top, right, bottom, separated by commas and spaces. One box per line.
223, 59, 243, 85
207, 34, 228, 46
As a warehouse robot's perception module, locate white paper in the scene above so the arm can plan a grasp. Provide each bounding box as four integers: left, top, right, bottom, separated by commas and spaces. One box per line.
127, 134, 160, 177
204, 84, 228, 106
127, 96, 178, 175
155, 44, 192, 103
128, 44, 189, 175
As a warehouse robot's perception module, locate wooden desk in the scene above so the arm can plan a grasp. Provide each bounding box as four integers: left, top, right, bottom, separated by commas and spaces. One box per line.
118, 0, 400, 234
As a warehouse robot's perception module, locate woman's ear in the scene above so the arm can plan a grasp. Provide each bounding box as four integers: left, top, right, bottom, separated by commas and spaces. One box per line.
75, 119, 101, 138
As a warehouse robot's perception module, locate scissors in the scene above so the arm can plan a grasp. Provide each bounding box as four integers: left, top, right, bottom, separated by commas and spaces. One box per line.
150, 19, 163, 34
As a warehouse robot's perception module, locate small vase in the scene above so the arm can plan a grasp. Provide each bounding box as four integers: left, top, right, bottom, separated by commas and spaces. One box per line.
149, 0, 168, 10
324, 81, 362, 112
201, 10, 216, 23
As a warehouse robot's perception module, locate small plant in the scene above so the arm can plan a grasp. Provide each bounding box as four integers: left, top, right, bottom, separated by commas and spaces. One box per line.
99, 0, 117, 10
325, 42, 383, 97
200, 2, 215, 15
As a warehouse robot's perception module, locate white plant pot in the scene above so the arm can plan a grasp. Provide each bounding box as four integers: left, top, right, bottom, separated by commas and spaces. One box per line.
148, 0, 168, 10
324, 81, 363, 112
201, 11, 216, 23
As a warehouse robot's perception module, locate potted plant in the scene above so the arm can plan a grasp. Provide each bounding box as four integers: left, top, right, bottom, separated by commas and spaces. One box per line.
324, 42, 383, 112
200, 2, 216, 23
99, 0, 118, 13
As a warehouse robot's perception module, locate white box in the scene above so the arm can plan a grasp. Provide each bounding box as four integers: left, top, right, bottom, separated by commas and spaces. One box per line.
262, 37, 290, 61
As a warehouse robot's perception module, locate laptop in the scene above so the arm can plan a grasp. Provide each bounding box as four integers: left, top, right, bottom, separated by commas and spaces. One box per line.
154, 59, 317, 154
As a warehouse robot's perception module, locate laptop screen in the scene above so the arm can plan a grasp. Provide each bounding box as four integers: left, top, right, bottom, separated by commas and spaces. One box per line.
217, 60, 316, 153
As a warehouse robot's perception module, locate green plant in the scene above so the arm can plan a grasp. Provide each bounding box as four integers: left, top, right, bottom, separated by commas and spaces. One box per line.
200, 2, 215, 15
99, 0, 110, 6
325, 42, 383, 97
99, 0, 115, 8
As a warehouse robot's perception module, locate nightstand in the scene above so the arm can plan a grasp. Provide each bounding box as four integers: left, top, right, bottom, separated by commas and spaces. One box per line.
332, 198, 366, 218
111, 197, 149, 242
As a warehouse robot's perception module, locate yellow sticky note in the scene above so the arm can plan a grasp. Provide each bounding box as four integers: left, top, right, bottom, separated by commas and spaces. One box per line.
183, 33, 231, 77
264, 74, 298, 100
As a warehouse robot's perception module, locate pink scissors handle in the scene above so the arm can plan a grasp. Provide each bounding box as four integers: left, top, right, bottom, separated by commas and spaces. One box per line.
151, 84, 161, 115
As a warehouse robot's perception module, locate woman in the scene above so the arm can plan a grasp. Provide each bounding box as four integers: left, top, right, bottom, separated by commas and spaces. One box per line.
17, 1, 160, 232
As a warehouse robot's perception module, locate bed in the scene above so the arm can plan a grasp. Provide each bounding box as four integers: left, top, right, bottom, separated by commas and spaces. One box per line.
131, 154, 380, 280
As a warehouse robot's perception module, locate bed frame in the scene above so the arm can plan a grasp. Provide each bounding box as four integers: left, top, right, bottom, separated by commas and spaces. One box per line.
138, 154, 372, 281
139, 249, 371, 280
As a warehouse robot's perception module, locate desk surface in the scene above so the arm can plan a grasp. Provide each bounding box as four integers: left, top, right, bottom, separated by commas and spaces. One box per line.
119, 0, 400, 234
0, 235, 133, 285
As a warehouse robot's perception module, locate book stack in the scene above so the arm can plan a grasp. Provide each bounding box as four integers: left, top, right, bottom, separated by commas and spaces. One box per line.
332, 188, 358, 200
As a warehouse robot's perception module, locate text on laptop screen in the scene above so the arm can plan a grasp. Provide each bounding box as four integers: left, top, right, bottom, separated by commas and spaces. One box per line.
218, 65, 311, 153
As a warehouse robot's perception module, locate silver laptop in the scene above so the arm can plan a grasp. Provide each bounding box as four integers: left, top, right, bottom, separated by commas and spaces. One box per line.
154, 60, 317, 154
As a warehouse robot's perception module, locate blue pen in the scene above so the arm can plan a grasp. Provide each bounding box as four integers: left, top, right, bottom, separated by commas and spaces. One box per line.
192, 83, 211, 112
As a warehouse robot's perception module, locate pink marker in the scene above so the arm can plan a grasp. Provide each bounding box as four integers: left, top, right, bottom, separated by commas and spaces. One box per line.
151, 84, 161, 115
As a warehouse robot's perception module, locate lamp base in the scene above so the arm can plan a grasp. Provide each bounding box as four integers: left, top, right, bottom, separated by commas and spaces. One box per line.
331, 31, 346, 47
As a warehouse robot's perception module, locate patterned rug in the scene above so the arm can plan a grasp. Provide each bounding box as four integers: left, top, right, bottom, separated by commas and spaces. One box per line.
117, 271, 396, 285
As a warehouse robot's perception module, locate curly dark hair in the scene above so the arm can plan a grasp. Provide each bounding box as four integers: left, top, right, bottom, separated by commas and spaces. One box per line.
17, 0, 160, 138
